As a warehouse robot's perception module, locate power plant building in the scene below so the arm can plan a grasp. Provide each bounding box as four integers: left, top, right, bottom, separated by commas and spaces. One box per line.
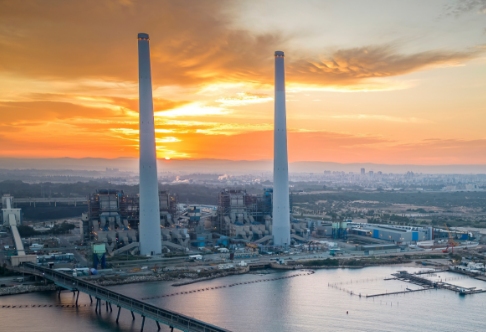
216, 189, 273, 241
83, 189, 178, 254
214, 188, 308, 244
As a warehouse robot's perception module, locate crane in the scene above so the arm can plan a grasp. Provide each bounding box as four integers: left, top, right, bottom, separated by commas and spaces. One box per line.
442, 224, 458, 254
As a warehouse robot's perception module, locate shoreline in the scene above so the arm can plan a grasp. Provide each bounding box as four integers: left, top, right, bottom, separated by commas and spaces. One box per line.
0, 260, 426, 297
172, 267, 249, 286
300, 260, 415, 270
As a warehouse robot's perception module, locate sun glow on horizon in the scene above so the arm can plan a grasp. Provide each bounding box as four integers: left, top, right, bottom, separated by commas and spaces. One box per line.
1, 1, 485, 164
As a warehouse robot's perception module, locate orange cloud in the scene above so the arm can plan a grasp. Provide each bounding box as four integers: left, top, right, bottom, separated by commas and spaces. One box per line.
289, 45, 481, 86
1, 1, 485, 164
1, 1, 481, 89
0, 101, 115, 124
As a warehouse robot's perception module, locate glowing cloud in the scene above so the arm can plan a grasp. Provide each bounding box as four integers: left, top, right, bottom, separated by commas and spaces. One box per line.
155, 103, 229, 118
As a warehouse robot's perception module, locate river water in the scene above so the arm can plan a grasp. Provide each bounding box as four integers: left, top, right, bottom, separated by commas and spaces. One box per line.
1, 266, 485, 331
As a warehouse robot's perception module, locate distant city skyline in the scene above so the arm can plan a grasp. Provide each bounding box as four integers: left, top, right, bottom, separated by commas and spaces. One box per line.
1, 1, 486, 164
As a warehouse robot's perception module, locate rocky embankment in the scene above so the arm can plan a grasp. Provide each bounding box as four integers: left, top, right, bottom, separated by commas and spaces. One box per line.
93, 273, 176, 286
298, 256, 413, 269
92, 267, 250, 287
0, 284, 56, 296
172, 267, 249, 286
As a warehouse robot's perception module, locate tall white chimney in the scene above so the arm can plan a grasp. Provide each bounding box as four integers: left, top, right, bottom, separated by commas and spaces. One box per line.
272, 51, 291, 247
138, 33, 162, 255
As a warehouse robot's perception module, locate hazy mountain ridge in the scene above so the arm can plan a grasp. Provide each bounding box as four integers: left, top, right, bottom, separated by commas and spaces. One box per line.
1, 158, 486, 174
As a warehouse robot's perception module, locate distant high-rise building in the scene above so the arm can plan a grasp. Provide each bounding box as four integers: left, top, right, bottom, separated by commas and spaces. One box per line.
272, 51, 291, 247
137, 33, 162, 255
361, 168, 365, 175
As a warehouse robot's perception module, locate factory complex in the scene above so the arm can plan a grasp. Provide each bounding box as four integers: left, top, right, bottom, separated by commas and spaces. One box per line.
71, 187, 478, 259
0, 34, 480, 267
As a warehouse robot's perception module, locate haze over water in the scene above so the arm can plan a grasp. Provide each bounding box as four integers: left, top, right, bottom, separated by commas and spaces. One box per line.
1, 266, 485, 331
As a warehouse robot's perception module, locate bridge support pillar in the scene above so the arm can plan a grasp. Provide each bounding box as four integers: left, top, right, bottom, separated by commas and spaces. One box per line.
75, 291, 79, 307
109, 302, 112, 312
105, 301, 109, 312
116, 306, 121, 323
140, 315, 146, 332
96, 298, 101, 314
131, 311, 135, 321
89, 295, 93, 304
170, 326, 174, 332
156, 321, 160, 331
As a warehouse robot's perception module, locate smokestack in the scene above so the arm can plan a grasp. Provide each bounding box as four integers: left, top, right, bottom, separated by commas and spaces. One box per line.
138, 33, 162, 255
272, 50, 291, 247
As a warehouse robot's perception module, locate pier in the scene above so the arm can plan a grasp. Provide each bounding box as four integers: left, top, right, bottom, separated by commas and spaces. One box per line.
366, 287, 432, 298
391, 271, 486, 296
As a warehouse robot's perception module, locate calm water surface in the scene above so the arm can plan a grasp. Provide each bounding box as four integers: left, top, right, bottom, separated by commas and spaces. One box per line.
1, 266, 485, 331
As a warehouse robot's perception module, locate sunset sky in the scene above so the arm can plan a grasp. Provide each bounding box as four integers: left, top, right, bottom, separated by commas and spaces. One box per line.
1, 0, 485, 164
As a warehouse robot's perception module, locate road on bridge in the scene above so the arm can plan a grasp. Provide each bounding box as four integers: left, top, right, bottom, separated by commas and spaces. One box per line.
22, 263, 231, 332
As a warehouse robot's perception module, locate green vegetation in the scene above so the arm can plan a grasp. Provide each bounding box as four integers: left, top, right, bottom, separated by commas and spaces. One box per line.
0, 180, 262, 206
292, 191, 486, 209
300, 256, 412, 268
17, 221, 75, 237
50, 221, 76, 234
16, 225, 39, 237
3, 180, 486, 229
0, 263, 16, 276
302, 258, 339, 267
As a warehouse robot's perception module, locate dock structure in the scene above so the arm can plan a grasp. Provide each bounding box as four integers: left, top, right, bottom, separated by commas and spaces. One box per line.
435, 282, 486, 295
391, 271, 486, 296
23, 263, 231, 332
366, 287, 431, 298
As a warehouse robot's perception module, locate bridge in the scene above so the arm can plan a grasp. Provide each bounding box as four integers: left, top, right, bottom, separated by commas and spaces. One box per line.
22, 263, 231, 332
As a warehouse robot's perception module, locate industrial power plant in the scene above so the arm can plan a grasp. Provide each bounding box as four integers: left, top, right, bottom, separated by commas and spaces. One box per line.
3, 34, 479, 265
79, 37, 299, 257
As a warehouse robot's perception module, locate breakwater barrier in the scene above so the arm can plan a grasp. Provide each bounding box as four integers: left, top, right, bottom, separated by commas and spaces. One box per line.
141, 270, 315, 301
1, 303, 91, 309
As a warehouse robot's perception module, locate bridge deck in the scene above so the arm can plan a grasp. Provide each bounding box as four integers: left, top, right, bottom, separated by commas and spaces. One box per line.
23, 263, 231, 332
